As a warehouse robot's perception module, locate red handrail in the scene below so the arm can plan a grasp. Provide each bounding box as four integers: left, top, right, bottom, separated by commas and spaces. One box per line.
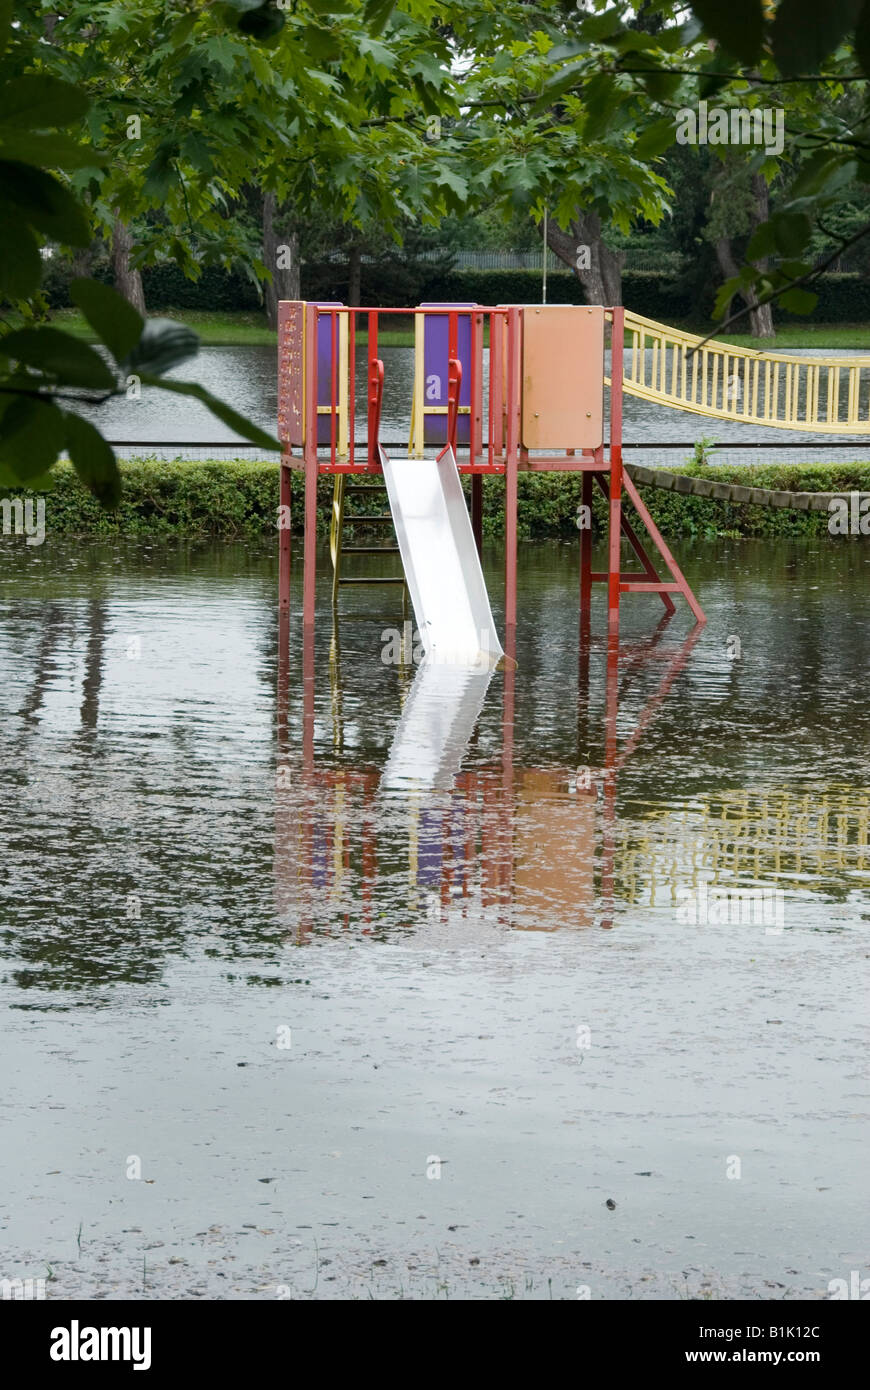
367, 357, 384, 467
447, 357, 462, 455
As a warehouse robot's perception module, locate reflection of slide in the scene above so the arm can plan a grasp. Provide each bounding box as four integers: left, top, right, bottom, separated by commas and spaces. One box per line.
379, 444, 503, 667
380, 662, 495, 793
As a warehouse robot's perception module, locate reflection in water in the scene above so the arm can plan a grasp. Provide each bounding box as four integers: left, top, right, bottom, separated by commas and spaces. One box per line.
1, 537, 868, 997
275, 613, 705, 938
380, 663, 496, 793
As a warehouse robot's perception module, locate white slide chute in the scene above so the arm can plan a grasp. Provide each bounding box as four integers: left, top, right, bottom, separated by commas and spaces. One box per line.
378, 444, 503, 668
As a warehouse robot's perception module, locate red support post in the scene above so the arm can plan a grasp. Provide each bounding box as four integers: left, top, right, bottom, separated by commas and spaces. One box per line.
348, 311, 356, 469
579, 468, 592, 627
279, 454, 292, 611
607, 307, 625, 636
329, 309, 337, 467
470, 310, 483, 466
490, 311, 504, 469
303, 302, 319, 628
504, 306, 520, 641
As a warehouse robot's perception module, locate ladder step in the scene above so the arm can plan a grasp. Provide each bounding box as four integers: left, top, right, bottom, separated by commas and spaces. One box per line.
344, 484, 387, 494
342, 545, 400, 554
338, 576, 406, 585
348, 514, 393, 523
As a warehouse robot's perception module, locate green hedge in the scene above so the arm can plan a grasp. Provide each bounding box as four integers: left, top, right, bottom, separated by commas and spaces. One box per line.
44, 258, 262, 312
9, 458, 870, 542
43, 256, 870, 325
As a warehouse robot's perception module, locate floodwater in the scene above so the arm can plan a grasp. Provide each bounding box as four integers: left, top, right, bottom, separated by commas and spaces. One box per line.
77, 344, 870, 469
1, 536, 868, 1300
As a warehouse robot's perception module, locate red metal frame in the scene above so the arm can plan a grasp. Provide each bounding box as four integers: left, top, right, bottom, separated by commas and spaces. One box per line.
278, 302, 706, 640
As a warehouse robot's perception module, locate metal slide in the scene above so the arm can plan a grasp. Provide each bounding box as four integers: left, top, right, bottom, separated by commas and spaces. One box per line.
378, 443, 504, 668
380, 662, 496, 794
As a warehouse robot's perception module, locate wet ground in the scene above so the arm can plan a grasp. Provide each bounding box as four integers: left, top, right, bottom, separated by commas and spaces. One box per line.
1, 537, 867, 1299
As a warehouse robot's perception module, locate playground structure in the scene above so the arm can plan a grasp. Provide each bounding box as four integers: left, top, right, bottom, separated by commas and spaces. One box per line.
277, 300, 870, 662
277, 301, 707, 661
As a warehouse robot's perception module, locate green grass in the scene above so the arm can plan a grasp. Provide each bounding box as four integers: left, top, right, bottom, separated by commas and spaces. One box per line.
50, 307, 416, 348
676, 324, 870, 351
52, 306, 870, 352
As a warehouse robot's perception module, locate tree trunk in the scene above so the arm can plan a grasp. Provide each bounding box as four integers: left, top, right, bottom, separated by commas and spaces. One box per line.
262, 191, 300, 329
347, 242, 362, 307
111, 217, 146, 314
714, 230, 774, 339
541, 208, 625, 305
747, 174, 774, 338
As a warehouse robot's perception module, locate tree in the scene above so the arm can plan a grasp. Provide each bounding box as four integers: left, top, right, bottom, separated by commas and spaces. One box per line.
0, 16, 279, 503
262, 192, 300, 329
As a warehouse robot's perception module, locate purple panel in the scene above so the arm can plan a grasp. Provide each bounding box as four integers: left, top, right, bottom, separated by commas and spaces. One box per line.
417, 810, 444, 888
313, 302, 343, 446
420, 302, 475, 445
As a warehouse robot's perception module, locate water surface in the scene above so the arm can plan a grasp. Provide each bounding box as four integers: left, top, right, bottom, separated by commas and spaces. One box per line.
1, 537, 867, 1299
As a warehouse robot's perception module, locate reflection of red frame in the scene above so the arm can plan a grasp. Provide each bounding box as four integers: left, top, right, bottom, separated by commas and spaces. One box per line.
274, 618, 702, 940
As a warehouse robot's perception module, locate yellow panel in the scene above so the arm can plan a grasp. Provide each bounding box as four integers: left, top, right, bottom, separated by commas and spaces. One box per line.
521, 306, 604, 449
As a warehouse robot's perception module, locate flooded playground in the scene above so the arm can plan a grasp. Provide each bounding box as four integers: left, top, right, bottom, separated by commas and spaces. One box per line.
1, 536, 867, 1299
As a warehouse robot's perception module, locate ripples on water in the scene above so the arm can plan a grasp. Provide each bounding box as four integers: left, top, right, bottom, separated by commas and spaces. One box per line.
73, 343, 870, 469
1, 537, 867, 1005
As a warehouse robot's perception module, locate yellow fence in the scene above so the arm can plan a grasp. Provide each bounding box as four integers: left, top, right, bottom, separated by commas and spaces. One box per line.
616, 311, 870, 433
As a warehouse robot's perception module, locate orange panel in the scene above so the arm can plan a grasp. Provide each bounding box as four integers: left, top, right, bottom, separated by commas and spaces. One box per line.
513, 769, 597, 929
521, 305, 604, 449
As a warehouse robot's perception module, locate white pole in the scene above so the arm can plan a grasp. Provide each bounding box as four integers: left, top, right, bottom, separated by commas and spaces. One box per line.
542, 206, 548, 305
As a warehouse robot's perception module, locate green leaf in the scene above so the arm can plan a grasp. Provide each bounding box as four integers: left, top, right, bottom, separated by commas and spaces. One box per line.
123, 318, 199, 376
364, 0, 396, 32
70, 280, 144, 363
745, 220, 778, 260
140, 376, 280, 450
0, 213, 41, 298
532, 60, 586, 114
581, 8, 625, 41
582, 74, 618, 141
0, 76, 90, 130
0, 463, 54, 489
789, 152, 858, 199
633, 118, 677, 161
778, 287, 818, 313
771, 0, 861, 77
0, 131, 104, 169
689, 0, 765, 66
64, 413, 121, 506
770, 210, 812, 256
0, 162, 90, 246
0, 396, 66, 480
1, 327, 115, 389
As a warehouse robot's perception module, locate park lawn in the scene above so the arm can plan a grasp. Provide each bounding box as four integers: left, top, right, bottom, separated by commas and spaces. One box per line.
702, 325, 870, 351
52, 307, 870, 352
51, 307, 416, 348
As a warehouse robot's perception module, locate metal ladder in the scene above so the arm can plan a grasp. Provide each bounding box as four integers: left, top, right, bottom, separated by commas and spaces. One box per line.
329, 475, 407, 607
